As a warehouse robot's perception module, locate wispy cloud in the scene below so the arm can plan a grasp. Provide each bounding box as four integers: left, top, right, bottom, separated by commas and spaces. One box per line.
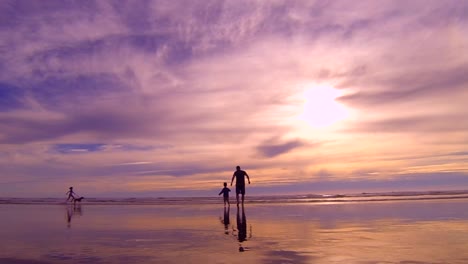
257, 138, 305, 158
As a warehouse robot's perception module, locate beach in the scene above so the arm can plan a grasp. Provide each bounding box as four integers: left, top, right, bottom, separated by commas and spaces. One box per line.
1, 197, 468, 264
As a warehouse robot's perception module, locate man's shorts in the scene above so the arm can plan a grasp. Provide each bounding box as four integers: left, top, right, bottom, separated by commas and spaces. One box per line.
236, 185, 245, 195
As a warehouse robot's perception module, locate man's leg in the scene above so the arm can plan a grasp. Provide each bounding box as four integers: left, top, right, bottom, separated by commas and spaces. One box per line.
241, 186, 245, 204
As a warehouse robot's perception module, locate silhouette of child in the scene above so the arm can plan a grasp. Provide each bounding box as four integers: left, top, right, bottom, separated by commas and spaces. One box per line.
66, 187, 76, 202
218, 182, 231, 206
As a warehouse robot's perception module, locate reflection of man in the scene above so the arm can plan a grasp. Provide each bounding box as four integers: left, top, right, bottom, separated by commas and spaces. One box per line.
237, 206, 247, 243
230, 166, 251, 204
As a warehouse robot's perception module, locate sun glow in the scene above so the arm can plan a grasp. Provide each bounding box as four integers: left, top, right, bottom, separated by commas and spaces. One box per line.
298, 84, 349, 128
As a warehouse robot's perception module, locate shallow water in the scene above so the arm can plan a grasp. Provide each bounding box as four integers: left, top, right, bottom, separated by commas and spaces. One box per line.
2, 190, 468, 205
1, 199, 468, 264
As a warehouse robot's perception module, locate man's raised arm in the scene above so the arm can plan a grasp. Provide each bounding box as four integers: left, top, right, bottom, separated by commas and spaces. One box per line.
230, 174, 235, 186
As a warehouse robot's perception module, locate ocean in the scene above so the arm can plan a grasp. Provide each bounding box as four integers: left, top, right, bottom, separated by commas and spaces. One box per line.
1, 190, 468, 264
2, 190, 468, 205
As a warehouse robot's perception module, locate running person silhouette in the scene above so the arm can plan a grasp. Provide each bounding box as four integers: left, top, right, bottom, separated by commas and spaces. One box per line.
66, 187, 76, 202
230, 166, 250, 204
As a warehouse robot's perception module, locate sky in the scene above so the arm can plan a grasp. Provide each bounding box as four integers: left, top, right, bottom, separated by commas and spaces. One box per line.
1, 0, 467, 198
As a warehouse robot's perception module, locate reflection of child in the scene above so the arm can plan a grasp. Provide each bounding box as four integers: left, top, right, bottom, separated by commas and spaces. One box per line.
66, 187, 76, 202
218, 182, 231, 206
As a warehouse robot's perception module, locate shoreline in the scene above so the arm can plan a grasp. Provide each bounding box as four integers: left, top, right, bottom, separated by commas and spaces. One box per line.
1, 192, 468, 206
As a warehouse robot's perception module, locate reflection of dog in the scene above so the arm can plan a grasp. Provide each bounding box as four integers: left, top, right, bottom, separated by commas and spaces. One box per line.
73, 197, 84, 204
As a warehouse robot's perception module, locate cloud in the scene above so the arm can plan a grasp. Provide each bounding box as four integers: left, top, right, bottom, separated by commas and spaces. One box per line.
53, 143, 105, 153
248, 172, 468, 195
342, 114, 468, 134
337, 64, 468, 107
0, 82, 24, 111
448, 151, 468, 156
257, 139, 305, 158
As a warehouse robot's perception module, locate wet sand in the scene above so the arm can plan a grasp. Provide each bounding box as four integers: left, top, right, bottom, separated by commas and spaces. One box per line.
1, 199, 468, 264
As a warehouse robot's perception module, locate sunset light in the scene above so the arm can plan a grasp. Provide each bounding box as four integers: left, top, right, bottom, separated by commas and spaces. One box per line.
1, 2, 468, 263
298, 85, 349, 128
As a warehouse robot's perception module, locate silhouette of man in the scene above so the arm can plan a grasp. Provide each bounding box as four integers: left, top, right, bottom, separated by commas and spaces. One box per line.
230, 166, 250, 204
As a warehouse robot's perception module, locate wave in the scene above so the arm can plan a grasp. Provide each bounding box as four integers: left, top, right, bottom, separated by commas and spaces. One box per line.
1, 190, 468, 205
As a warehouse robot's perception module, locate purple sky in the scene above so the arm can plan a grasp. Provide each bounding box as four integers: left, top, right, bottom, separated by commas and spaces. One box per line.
1, 0, 467, 197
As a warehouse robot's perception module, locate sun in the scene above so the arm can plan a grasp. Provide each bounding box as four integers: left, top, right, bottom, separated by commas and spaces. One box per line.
297, 84, 349, 128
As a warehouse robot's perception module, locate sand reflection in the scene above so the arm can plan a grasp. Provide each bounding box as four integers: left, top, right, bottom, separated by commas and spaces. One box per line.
220, 205, 230, 234
66, 204, 83, 228
1, 200, 468, 263
233, 204, 252, 252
